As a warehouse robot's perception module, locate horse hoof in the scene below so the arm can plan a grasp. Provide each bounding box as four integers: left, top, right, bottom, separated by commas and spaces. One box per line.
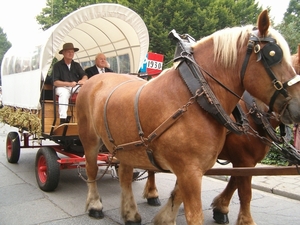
213, 209, 229, 224
88, 208, 104, 219
125, 221, 142, 225
147, 197, 161, 206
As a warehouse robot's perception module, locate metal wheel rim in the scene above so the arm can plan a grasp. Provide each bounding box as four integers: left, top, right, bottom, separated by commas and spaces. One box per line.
6, 138, 12, 158
37, 155, 47, 184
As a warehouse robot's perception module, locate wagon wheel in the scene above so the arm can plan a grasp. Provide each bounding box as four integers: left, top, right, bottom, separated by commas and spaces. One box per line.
35, 147, 60, 192
6, 132, 20, 163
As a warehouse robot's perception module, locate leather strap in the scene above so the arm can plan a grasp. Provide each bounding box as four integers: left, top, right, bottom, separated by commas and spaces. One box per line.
134, 84, 147, 137
113, 108, 185, 151
243, 91, 283, 143
104, 80, 143, 143
240, 39, 255, 84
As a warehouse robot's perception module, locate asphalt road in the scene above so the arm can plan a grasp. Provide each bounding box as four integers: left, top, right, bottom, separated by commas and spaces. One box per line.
1, 124, 300, 225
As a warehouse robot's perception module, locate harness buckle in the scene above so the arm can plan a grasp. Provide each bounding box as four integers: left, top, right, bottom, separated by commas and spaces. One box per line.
273, 80, 283, 90
254, 44, 260, 53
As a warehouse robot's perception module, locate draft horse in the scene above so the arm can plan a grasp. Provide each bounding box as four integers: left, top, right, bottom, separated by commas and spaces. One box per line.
211, 94, 283, 225
143, 92, 285, 225
207, 53, 300, 225
77, 10, 300, 225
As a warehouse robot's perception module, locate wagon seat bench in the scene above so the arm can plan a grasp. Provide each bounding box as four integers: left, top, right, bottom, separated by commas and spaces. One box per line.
39, 83, 113, 160
41, 83, 79, 137
42, 83, 110, 153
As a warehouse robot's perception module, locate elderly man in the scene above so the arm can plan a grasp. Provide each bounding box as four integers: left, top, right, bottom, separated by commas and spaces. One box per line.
85, 53, 113, 78
52, 43, 88, 124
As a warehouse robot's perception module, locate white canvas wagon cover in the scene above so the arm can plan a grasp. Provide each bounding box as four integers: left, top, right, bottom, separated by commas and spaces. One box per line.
1, 3, 149, 110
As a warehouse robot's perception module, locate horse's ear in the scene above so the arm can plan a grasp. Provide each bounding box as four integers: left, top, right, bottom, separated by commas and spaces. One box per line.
257, 10, 270, 37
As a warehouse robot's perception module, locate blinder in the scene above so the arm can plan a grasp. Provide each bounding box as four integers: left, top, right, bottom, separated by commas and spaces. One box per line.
249, 31, 283, 67
260, 42, 283, 67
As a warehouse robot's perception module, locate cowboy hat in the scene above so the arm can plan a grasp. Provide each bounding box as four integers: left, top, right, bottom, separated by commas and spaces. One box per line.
59, 43, 79, 54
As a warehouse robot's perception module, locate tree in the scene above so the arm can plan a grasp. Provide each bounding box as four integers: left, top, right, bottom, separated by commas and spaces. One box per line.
36, 0, 263, 65
0, 27, 12, 83
276, 0, 300, 54
123, 0, 263, 62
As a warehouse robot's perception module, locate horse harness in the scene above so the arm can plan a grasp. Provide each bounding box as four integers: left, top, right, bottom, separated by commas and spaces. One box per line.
103, 29, 299, 171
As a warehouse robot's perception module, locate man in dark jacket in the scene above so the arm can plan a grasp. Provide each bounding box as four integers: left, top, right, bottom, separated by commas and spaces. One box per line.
85, 53, 113, 78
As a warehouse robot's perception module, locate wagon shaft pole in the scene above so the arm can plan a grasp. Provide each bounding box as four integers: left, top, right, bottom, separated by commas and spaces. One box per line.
205, 166, 300, 176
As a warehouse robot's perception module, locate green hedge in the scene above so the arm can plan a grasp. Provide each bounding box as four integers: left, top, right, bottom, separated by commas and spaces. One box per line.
260, 126, 293, 166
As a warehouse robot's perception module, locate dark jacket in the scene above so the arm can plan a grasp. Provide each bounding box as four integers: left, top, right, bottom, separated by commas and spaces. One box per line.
85, 65, 113, 78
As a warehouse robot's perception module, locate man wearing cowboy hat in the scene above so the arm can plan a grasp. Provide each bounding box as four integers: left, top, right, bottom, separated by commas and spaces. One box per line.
52, 43, 88, 124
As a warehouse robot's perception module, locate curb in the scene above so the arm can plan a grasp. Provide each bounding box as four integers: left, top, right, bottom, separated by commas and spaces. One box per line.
209, 174, 300, 202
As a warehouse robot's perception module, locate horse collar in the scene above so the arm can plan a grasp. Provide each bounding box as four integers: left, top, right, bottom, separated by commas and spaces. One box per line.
170, 29, 248, 134
177, 59, 247, 134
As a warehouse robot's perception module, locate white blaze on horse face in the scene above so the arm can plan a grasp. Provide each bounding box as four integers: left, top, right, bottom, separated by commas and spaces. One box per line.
287, 75, 300, 86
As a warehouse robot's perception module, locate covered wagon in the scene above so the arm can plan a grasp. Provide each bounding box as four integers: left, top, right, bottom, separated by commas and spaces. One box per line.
0, 3, 149, 191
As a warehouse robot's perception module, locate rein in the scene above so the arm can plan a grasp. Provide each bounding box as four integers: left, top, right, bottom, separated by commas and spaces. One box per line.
243, 91, 283, 144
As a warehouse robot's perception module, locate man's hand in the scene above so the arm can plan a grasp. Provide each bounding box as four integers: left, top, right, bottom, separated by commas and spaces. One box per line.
77, 79, 85, 85
70, 81, 77, 87
54, 80, 77, 87
78, 75, 88, 85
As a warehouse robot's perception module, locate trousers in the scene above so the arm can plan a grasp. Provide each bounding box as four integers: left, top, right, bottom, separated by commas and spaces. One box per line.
55, 86, 80, 119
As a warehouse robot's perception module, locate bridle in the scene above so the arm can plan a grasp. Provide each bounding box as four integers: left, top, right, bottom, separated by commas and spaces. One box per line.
240, 29, 300, 114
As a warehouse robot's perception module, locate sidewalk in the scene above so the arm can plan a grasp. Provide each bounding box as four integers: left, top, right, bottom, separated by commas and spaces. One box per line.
209, 162, 300, 201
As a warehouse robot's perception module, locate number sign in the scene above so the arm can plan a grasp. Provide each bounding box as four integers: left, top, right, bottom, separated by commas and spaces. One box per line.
147, 52, 164, 75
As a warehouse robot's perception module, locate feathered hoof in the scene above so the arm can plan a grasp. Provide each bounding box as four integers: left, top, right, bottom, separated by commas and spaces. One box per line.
147, 197, 161, 206
213, 209, 229, 224
125, 221, 142, 225
88, 208, 104, 219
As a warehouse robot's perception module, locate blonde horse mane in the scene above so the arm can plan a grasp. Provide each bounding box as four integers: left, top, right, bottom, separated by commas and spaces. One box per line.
193, 25, 291, 68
